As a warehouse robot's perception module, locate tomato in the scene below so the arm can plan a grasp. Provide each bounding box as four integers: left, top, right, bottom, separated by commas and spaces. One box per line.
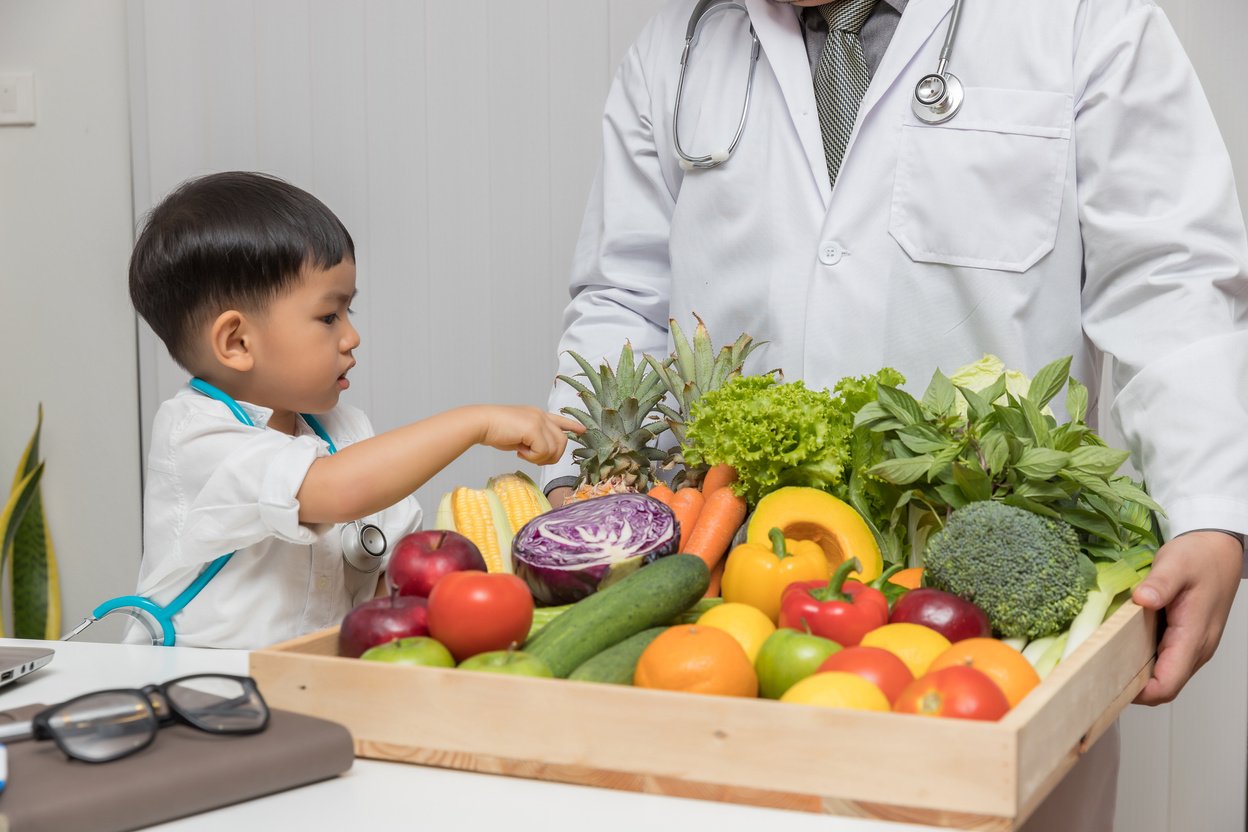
817, 646, 914, 705
892, 666, 1010, 721
426, 571, 534, 662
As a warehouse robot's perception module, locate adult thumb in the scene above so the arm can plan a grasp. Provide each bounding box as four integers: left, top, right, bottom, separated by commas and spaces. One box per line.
1133, 559, 1180, 610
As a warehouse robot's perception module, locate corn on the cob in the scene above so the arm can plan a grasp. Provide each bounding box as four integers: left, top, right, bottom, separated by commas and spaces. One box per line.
488, 472, 551, 533
433, 487, 514, 573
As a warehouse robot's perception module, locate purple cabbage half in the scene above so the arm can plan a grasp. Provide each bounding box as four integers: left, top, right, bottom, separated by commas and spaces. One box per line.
511, 493, 680, 606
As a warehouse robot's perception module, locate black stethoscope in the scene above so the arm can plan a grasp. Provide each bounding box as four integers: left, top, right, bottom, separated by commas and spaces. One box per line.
674, 0, 965, 170
62, 378, 387, 646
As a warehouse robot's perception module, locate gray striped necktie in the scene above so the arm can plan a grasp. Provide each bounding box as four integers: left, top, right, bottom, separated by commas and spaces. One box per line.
814, 0, 879, 189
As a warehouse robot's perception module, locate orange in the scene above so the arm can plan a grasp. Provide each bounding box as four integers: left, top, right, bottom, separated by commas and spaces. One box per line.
888, 567, 924, 590
697, 602, 776, 663
634, 625, 758, 697
780, 671, 891, 711
860, 623, 952, 678
928, 637, 1041, 708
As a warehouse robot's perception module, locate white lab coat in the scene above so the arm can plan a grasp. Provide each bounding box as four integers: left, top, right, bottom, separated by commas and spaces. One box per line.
548, 0, 1248, 542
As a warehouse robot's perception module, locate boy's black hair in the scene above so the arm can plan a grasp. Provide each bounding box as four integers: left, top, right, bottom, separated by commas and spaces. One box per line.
129, 171, 355, 369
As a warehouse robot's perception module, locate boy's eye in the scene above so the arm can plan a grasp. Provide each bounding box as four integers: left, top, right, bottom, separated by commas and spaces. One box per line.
320, 313, 338, 325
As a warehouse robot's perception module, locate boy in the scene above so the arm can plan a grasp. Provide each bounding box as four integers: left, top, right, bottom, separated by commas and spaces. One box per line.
126, 171, 576, 649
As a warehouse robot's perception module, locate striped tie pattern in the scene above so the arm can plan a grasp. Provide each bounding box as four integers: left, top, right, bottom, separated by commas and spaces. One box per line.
814, 0, 879, 189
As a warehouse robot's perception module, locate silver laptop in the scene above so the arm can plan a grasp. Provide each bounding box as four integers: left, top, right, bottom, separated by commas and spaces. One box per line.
0, 646, 53, 688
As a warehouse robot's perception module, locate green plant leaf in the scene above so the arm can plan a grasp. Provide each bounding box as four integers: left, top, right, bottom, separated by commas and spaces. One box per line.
1069, 446, 1131, 478
978, 374, 1009, 410
870, 456, 935, 485
953, 461, 992, 502
980, 431, 1010, 475
1019, 395, 1052, 446
1014, 447, 1070, 479
958, 386, 992, 422
1065, 377, 1089, 423
1028, 356, 1073, 409
921, 369, 958, 418
895, 424, 952, 455
877, 385, 926, 427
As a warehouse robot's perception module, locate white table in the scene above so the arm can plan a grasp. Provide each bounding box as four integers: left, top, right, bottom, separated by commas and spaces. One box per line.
0, 637, 943, 832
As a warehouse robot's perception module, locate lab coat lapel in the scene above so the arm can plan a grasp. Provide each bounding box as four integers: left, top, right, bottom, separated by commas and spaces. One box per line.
857, 0, 956, 122
746, 0, 831, 207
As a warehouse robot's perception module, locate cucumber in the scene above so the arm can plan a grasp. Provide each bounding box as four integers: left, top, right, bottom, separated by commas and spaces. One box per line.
526, 595, 724, 640
523, 554, 710, 677
568, 626, 668, 685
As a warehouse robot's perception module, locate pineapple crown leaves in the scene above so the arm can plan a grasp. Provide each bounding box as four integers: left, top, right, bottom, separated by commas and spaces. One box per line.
643, 314, 767, 441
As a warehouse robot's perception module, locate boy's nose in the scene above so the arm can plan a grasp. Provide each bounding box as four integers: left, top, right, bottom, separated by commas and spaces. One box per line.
341, 319, 361, 351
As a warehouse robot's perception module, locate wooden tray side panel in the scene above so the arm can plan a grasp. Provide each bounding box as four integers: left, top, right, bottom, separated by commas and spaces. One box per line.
248, 648, 1017, 819
1003, 603, 1157, 823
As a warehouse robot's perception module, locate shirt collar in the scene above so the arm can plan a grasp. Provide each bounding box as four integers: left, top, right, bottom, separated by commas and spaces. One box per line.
793, 0, 908, 20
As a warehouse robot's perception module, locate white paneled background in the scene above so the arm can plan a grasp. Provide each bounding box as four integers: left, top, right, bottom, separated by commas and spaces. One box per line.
0, 0, 1234, 828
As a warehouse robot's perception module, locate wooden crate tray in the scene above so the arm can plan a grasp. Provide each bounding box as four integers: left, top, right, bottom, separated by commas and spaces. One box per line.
249, 601, 1155, 830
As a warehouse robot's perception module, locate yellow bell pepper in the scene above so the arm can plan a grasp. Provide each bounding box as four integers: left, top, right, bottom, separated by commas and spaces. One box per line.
721, 527, 830, 623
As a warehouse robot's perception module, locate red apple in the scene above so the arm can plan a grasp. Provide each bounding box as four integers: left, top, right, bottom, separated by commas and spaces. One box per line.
387, 530, 487, 598
888, 588, 992, 643
339, 592, 430, 658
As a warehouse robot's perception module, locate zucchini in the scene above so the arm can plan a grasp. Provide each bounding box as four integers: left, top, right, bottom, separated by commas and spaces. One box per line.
568, 626, 668, 685
523, 554, 710, 677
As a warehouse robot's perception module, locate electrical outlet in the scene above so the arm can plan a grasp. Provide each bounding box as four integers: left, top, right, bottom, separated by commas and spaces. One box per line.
0, 72, 36, 126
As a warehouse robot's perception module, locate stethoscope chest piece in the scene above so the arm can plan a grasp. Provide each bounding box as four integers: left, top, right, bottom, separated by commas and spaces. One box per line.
912, 72, 964, 124
341, 521, 387, 573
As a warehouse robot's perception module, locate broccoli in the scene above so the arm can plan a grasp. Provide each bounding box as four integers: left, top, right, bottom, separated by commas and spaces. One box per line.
924, 501, 1087, 640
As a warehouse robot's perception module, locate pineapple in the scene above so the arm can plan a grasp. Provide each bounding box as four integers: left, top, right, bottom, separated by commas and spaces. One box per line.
558, 342, 669, 499
644, 314, 765, 489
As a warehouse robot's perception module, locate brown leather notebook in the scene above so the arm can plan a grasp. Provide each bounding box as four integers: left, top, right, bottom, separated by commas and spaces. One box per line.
0, 702, 354, 832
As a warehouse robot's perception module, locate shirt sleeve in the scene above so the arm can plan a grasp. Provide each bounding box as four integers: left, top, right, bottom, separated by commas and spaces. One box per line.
1073, 0, 1248, 540
169, 411, 331, 569
542, 37, 677, 488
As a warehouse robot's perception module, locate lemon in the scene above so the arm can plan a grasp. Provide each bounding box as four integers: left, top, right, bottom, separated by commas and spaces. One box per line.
697, 602, 776, 663
860, 623, 952, 678
780, 671, 890, 711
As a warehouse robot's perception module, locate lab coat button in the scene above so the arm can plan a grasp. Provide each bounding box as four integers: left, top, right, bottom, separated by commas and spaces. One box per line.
819, 241, 844, 266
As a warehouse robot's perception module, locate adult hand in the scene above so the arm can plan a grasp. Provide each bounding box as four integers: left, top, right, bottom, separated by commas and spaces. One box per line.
1132, 530, 1243, 705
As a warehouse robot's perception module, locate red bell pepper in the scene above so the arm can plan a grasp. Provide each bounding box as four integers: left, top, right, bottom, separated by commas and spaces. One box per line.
843, 562, 908, 621
779, 558, 889, 646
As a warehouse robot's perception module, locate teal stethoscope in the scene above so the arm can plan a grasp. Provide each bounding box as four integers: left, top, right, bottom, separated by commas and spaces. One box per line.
674, 0, 966, 170
62, 378, 387, 646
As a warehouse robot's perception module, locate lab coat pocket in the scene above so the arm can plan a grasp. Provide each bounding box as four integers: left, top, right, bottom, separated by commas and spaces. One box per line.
889, 87, 1072, 273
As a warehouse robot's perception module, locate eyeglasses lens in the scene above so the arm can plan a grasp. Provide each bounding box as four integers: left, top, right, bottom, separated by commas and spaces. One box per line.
166, 676, 266, 733
50, 692, 155, 763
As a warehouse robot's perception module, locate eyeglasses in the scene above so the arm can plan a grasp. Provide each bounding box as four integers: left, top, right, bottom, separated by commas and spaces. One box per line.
24, 674, 269, 763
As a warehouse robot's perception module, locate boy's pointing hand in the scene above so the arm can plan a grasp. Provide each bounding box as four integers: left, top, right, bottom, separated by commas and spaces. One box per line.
480, 406, 583, 465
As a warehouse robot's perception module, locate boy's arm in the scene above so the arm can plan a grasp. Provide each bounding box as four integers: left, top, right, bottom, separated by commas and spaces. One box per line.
296, 405, 580, 525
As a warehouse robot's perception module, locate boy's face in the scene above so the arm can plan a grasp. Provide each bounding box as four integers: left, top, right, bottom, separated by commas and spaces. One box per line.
247, 259, 360, 419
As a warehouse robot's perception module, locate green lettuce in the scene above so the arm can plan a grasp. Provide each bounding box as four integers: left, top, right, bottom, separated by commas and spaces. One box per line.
683, 369, 903, 507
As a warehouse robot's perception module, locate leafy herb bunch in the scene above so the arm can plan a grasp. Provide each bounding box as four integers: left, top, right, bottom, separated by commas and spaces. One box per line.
852, 356, 1163, 566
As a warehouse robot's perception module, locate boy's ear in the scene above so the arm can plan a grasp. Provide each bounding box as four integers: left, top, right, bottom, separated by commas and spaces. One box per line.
209, 310, 255, 372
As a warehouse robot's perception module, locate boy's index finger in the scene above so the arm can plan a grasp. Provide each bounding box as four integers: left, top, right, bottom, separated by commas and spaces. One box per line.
551, 414, 586, 434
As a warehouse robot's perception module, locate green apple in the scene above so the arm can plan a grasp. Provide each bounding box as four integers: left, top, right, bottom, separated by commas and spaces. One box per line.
457, 649, 553, 678
359, 636, 455, 667
755, 628, 842, 699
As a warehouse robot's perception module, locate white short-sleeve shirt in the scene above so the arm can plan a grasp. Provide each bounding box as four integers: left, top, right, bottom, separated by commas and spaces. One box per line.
125, 385, 423, 649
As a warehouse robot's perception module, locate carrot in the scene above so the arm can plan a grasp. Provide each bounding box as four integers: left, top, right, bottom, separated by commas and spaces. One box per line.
704, 559, 725, 598
701, 463, 738, 496
683, 486, 748, 571
646, 483, 675, 506
669, 487, 705, 551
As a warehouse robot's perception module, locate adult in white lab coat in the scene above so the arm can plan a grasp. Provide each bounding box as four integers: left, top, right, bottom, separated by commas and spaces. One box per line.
546, 0, 1247, 826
